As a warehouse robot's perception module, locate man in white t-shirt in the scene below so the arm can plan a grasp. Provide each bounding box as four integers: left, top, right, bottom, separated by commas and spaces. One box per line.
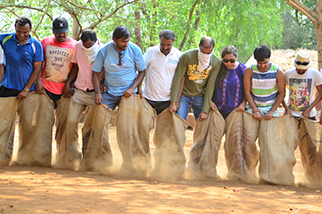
143, 29, 182, 114
284, 51, 322, 122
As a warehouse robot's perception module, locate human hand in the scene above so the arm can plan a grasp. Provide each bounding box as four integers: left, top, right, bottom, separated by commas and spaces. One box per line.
199, 112, 208, 121
62, 84, 74, 98
263, 111, 274, 120
16, 90, 28, 100
210, 101, 218, 111
95, 93, 102, 105
168, 101, 177, 114
35, 81, 45, 94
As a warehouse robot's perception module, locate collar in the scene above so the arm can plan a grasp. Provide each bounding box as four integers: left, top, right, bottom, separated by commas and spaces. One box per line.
156, 43, 173, 56
13, 33, 31, 44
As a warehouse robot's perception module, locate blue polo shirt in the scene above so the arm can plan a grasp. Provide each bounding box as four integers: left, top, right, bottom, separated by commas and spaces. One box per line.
0, 33, 44, 91
92, 41, 146, 96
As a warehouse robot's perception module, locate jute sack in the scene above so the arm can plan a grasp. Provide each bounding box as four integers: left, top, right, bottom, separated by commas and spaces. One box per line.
258, 115, 298, 185
225, 111, 259, 183
187, 110, 225, 179
115, 95, 155, 175
54, 97, 85, 169
17, 92, 54, 167
152, 109, 189, 180
0, 97, 18, 166
299, 117, 322, 185
81, 104, 113, 172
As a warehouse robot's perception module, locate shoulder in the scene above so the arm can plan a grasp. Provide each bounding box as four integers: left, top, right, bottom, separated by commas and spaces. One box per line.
180, 49, 196, 59
29, 36, 42, 46
0, 33, 14, 44
128, 42, 142, 52
145, 45, 158, 54
270, 63, 281, 71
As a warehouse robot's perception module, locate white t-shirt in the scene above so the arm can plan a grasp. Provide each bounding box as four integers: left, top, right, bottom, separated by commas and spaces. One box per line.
143, 44, 182, 101
0, 45, 4, 64
285, 67, 322, 117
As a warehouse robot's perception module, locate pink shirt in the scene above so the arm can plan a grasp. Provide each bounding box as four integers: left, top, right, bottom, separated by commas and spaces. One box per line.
71, 41, 101, 91
41, 36, 76, 95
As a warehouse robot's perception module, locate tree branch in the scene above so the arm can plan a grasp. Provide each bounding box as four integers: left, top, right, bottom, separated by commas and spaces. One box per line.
285, 0, 314, 23
0, 4, 53, 20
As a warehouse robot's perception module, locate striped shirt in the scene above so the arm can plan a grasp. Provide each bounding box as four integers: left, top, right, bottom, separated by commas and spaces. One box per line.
251, 63, 279, 107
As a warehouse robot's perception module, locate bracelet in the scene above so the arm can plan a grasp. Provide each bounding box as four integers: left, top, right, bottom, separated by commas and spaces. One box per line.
23, 87, 30, 92
95, 94, 102, 97
253, 110, 259, 114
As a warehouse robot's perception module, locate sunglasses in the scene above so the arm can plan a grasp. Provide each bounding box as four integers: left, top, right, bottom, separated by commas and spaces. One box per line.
119, 52, 123, 66
295, 60, 310, 66
223, 59, 236, 63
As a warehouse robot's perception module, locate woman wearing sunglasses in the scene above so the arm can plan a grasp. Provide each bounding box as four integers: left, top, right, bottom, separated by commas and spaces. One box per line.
210, 45, 246, 118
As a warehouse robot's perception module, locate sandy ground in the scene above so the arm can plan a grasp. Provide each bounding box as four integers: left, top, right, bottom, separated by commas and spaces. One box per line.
0, 124, 321, 214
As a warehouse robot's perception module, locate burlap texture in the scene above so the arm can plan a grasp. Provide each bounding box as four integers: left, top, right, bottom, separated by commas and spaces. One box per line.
187, 110, 225, 179
152, 109, 189, 180
0, 97, 18, 166
299, 117, 322, 185
81, 104, 113, 172
258, 115, 298, 185
224, 111, 259, 183
16, 93, 54, 167
115, 95, 155, 176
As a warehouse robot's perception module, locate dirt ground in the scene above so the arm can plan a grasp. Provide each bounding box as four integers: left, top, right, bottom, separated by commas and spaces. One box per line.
0, 124, 321, 214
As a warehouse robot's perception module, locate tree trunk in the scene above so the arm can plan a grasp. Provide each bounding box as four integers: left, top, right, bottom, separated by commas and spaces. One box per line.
72, 18, 80, 40
134, 11, 142, 49
314, 22, 322, 72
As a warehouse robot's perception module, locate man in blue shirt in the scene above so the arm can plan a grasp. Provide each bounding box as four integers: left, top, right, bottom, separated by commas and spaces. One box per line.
0, 17, 43, 166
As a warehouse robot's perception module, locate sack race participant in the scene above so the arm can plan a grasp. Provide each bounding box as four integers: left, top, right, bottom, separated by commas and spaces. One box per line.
258, 115, 298, 185
81, 104, 114, 172
224, 111, 259, 183
115, 95, 155, 175
299, 117, 322, 185
187, 110, 225, 179
152, 109, 188, 180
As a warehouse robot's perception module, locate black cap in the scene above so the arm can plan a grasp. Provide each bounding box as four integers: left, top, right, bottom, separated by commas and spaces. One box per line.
53, 17, 69, 33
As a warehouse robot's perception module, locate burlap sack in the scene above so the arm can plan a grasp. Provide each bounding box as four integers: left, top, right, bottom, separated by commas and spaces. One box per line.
0, 97, 18, 166
258, 115, 298, 185
299, 118, 322, 185
115, 95, 155, 176
16, 92, 55, 167
54, 96, 84, 169
187, 110, 225, 180
152, 109, 189, 180
81, 104, 113, 172
225, 111, 259, 183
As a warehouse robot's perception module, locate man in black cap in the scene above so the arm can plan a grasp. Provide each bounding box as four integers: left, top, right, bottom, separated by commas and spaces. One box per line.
35, 16, 77, 168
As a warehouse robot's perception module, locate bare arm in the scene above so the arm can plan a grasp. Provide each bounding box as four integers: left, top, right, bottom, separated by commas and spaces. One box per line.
0, 64, 4, 83
92, 71, 102, 105
62, 63, 78, 98
303, 85, 322, 118
123, 69, 146, 97
17, 61, 43, 100
243, 67, 261, 120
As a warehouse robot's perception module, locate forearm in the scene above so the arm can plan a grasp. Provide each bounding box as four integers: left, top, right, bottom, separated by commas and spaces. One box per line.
65, 63, 78, 86
130, 70, 146, 90
0, 64, 4, 83
244, 92, 258, 111
269, 94, 285, 113
25, 62, 42, 90
92, 71, 102, 94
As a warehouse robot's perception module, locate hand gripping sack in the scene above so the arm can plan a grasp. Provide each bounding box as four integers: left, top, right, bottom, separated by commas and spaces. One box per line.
187, 110, 225, 179
17, 92, 54, 167
81, 104, 113, 172
225, 111, 259, 183
299, 117, 322, 185
258, 115, 298, 185
152, 109, 189, 180
115, 95, 155, 176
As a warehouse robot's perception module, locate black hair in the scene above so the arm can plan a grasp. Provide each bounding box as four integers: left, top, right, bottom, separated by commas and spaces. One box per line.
215, 46, 238, 88
254, 45, 271, 61
15, 17, 32, 28
112, 25, 131, 40
199, 36, 215, 48
81, 29, 97, 43
159, 30, 175, 40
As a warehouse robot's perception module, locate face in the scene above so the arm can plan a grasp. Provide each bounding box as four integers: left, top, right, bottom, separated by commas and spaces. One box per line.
296, 68, 307, 75
160, 37, 174, 56
53, 29, 68, 42
113, 36, 130, 52
15, 24, 31, 43
83, 39, 95, 49
257, 58, 270, 72
222, 53, 237, 70
200, 45, 213, 54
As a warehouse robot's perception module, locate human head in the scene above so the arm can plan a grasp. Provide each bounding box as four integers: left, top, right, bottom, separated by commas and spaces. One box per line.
15, 17, 32, 43
159, 29, 175, 56
254, 45, 271, 72
199, 36, 215, 54
52, 17, 69, 42
112, 25, 131, 52
81, 29, 97, 49
221, 45, 238, 70
294, 51, 310, 75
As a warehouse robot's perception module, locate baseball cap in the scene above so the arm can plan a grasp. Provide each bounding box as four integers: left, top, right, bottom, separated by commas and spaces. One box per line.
53, 17, 69, 33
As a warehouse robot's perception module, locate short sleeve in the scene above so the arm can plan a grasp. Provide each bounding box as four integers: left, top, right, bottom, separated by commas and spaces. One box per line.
0, 45, 3, 64
92, 48, 105, 72
134, 46, 146, 72
71, 43, 79, 64
33, 40, 44, 63
143, 48, 151, 69
284, 70, 290, 85
314, 69, 322, 86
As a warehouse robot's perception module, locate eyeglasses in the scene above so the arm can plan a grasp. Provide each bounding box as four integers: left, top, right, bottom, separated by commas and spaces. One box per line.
223, 59, 236, 63
295, 60, 310, 66
118, 52, 123, 66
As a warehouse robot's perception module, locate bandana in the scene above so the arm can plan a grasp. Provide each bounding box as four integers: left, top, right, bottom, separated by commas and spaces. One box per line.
82, 41, 100, 64
198, 47, 213, 73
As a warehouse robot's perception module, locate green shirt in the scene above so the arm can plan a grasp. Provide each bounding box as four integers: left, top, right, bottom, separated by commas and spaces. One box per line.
170, 49, 220, 113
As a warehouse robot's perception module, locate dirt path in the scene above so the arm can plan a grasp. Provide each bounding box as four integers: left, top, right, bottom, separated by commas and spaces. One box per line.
0, 126, 321, 214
